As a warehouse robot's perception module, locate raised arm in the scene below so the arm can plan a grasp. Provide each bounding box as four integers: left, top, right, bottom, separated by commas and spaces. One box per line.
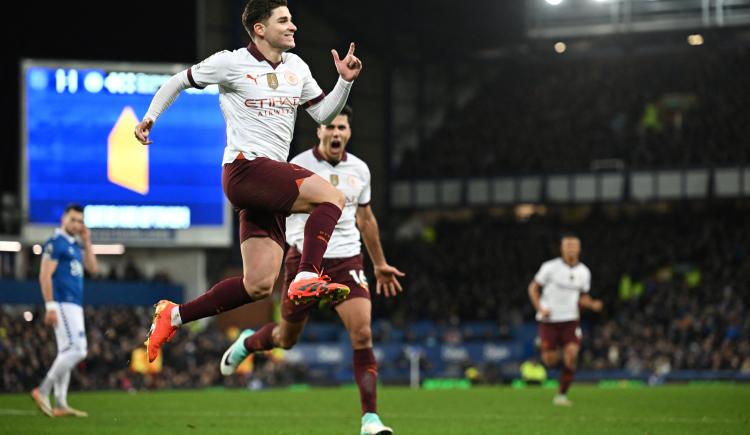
355, 205, 404, 297
134, 71, 192, 145
79, 225, 98, 275
305, 43, 363, 125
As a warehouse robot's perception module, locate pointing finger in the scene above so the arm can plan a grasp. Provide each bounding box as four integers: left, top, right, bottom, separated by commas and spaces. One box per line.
331, 49, 340, 63
348, 42, 355, 57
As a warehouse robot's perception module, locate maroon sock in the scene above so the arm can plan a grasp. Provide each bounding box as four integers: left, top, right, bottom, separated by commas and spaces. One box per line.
298, 202, 342, 274
243, 323, 277, 352
178, 277, 253, 324
353, 348, 378, 414
560, 366, 575, 394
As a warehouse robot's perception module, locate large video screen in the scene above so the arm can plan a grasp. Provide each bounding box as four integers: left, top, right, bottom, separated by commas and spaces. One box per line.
22, 60, 227, 232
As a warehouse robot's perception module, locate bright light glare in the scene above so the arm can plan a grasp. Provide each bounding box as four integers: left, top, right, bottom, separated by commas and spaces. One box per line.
687, 34, 704, 46
33, 244, 43, 255
91, 244, 126, 255
0, 241, 22, 252
546, 0, 564, 5
554, 42, 567, 53
24, 311, 34, 322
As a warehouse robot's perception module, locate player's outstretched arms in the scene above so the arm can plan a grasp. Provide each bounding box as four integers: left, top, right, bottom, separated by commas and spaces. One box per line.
134, 118, 154, 145
133, 71, 191, 144
374, 263, 405, 297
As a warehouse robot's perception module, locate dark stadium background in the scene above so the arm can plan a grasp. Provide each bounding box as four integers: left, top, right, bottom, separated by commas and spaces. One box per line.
3, 2, 750, 426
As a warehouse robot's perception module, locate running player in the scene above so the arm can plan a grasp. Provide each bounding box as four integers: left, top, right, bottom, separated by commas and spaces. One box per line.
220, 106, 403, 435
528, 234, 603, 406
134, 0, 363, 363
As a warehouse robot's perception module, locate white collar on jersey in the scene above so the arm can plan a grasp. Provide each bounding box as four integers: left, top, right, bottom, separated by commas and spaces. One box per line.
55, 228, 77, 244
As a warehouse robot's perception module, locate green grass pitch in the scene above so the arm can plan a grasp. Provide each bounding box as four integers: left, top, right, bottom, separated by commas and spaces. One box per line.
1, 385, 749, 434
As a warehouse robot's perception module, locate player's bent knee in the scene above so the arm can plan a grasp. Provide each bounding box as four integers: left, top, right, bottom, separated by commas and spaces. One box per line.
320, 187, 345, 209
350, 325, 372, 348
542, 353, 559, 367
332, 190, 345, 209
242, 277, 275, 300
277, 334, 299, 350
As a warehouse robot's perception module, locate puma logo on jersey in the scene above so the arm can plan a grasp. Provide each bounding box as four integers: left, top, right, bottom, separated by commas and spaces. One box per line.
246, 74, 258, 85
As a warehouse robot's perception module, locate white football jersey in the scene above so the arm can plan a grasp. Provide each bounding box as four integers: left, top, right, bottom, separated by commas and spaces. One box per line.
534, 257, 591, 322
188, 44, 325, 164
286, 148, 371, 258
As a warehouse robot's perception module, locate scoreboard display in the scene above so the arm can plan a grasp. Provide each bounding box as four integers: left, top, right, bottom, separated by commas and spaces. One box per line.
21, 59, 231, 246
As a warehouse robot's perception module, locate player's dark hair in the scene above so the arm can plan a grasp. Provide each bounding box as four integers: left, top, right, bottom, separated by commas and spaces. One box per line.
339, 105, 353, 124
560, 232, 579, 242
64, 203, 84, 215
242, 0, 289, 40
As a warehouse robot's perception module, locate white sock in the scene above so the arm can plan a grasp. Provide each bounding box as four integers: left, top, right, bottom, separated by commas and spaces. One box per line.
54, 370, 70, 408
170, 306, 182, 327
293, 271, 317, 282
39, 373, 56, 396
41, 349, 83, 396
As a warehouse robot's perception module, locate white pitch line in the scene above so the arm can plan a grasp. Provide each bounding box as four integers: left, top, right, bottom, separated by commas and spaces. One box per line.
0, 409, 39, 416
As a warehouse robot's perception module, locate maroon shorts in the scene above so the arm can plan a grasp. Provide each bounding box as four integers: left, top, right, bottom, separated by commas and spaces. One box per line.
222, 156, 314, 248
538, 320, 581, 351
281, 247, 370, 323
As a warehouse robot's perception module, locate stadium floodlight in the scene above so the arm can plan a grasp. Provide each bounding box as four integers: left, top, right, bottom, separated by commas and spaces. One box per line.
91, 244, 126, 255
687, 34, 704, 46
545, 0, 564, 5
0, 241, 22, 252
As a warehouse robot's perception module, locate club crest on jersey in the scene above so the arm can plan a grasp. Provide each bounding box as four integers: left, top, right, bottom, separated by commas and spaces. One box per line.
284, 71, 299, 86
330, 174, 339, 186
267, 73, 279, 89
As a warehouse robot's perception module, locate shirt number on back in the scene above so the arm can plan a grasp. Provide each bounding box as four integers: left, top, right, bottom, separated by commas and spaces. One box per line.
348, 269, 369, 290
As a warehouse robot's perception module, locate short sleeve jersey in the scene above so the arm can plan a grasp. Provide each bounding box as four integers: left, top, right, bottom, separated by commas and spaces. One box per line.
285, 148, 371, 258
533, 257, 591, 322
187, 44, 325, 164
42, 229, 84, 306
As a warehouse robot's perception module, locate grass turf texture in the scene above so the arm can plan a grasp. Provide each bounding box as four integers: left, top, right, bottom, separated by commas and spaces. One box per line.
1, 385, 748, 434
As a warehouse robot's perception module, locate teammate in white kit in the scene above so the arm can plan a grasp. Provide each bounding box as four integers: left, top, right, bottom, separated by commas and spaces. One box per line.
31, 204, 98, 417
134, 0, 363, 363
220, 106, 404, 435
528, 234, 603, 406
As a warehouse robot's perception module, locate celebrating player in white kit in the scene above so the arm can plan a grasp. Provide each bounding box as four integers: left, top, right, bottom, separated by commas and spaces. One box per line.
134, 0, 363, 364
31, 204, 98, 417
527, 234, 603, 406
220, 106, 404, 435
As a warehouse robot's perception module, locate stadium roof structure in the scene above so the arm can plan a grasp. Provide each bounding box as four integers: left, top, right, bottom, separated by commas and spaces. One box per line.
527, 0, 750, 39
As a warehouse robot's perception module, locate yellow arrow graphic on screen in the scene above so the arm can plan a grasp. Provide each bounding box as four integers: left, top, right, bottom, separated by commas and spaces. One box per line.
108, 106, 149, 195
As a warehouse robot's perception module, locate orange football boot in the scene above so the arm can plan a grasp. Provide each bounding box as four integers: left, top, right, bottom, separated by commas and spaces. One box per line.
144, 300, 178, 362
287, 274, 350, 306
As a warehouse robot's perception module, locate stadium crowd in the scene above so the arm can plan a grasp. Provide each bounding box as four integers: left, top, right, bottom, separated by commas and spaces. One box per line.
381, 201, 750, 374
395, 48, 750, 177
2, 202, 748, 392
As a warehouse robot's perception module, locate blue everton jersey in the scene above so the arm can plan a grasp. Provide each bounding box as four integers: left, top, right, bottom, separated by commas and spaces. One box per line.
43, 229, 84, 306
